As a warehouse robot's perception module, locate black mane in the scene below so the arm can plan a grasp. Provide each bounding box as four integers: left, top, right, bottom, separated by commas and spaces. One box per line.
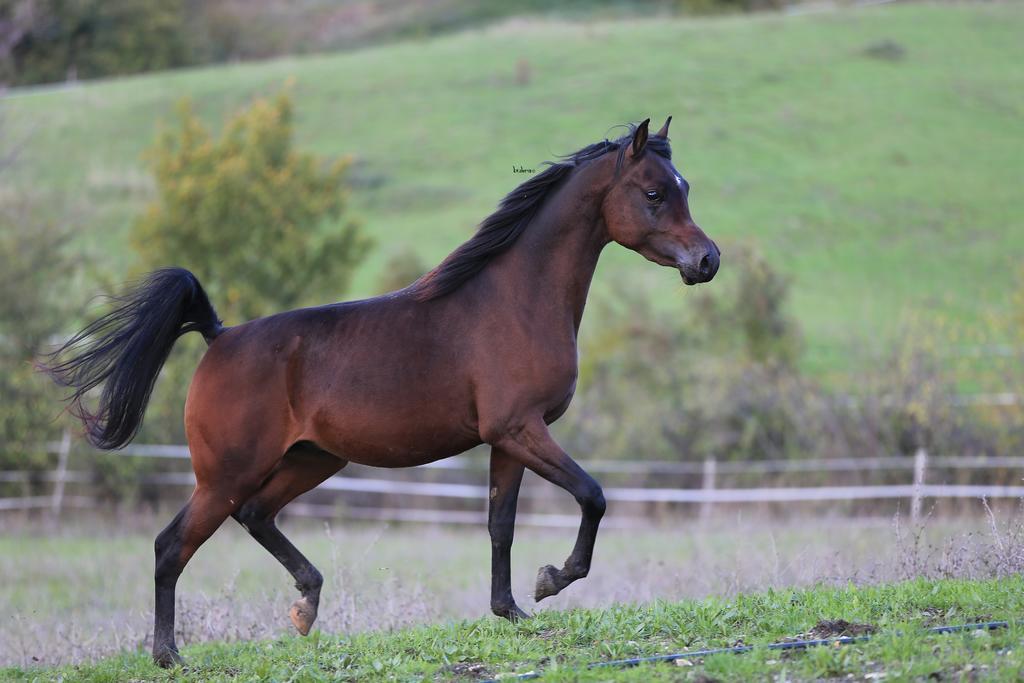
410, 125, 672, 301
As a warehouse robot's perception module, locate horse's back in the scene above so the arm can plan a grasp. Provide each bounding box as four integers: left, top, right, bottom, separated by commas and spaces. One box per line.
185, 295, 481, 469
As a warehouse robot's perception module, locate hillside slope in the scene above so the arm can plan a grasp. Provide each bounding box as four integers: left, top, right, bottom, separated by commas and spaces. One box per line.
5, 2, 1023, 374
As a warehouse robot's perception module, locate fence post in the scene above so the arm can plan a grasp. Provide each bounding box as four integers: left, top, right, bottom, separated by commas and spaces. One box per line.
700, 456, 717, 522
50, 428, 71, 520
911, 447, 928, 523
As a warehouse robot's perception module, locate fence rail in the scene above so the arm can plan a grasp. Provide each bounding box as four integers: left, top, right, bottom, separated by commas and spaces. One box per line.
40, 442, 1024, 474
3, 442, 1024, 525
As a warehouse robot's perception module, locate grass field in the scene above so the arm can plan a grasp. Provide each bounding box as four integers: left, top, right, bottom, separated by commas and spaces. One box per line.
5, 6, 1024, 679
4, 2, 1023, 378
6, 565, 1024, 681
4, 507, 1024, 678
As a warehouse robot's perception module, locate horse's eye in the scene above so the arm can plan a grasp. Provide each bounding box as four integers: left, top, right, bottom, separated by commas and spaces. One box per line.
645, 190, 662, 203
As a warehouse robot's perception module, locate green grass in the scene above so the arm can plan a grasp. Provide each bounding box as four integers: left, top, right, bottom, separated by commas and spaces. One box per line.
5, 576, 1024, 681
5, 512, 1024, 676
4, 3, 1023, 379
2, 516, 940, 668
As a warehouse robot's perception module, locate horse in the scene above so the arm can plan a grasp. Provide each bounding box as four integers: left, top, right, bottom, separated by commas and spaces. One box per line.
43, 117, 719, 667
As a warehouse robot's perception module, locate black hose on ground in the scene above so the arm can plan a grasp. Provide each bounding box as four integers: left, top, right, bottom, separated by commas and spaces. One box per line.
482, 620, 1014, 682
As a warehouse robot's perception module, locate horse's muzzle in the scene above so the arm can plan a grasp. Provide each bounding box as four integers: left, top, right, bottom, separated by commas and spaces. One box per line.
679, 248, 719, 285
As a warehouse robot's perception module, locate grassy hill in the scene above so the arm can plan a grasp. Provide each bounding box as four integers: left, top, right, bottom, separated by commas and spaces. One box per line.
5, 576, 1024, 681
4, 2, 1022, 378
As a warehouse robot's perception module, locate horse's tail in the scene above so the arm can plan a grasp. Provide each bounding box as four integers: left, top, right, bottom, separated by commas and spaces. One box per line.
40, 268, 224, 450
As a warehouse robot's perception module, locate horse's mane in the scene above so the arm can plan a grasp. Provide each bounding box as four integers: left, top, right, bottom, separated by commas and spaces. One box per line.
409, 124, 672, 301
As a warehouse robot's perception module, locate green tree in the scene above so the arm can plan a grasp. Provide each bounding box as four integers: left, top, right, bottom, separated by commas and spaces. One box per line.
129, 91, 370, 443
0, 121, 145, 501
133, 91, 371, 323
0, 222, 73, 472
2, 0, 193, 86
0, 154, 78, 473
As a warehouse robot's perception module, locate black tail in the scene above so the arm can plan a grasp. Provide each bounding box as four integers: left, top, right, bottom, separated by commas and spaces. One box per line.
41, 268, 224, 450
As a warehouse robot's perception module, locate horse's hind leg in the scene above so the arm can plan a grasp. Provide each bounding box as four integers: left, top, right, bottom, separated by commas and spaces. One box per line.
153, 479, 263, 667
233, 444, 346, 636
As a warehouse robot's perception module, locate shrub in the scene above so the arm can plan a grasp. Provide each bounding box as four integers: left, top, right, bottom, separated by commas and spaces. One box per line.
127, 91, 371, 443
2, 0, 193, 86
0, 159, 78, 474
133, 91, 371, 323
564, 245, 1023, 468
374, 246, 428, 295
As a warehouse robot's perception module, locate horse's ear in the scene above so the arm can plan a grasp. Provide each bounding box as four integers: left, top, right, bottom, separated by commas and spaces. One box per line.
630, 118, 650, 158
656, 116, 672, 138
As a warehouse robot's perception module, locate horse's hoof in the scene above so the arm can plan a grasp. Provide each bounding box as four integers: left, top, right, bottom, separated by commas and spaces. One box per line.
534, 564, 561, 602
289, 596, 317, 636
508, 603, 531, 621
153, 646, 185, 669
494, 602, 531, 622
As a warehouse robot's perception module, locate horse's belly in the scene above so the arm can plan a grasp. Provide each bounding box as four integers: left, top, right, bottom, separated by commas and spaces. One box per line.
302, 384, 482, 468
313, 421, 481, 468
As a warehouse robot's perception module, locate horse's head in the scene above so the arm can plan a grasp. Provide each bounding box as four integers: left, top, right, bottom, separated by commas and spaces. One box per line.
602, 117, 720, 285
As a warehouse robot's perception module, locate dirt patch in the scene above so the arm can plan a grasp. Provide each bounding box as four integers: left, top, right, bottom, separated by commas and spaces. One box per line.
808, 619, 878, 639
862, 39, 906, 62
436, 661, 492, 681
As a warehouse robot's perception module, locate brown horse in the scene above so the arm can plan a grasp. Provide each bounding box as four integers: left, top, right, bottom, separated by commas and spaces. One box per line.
44, 117, 719, 667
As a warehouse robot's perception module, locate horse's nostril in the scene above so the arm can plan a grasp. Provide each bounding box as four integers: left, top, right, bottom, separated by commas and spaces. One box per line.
699, 254, 711, 277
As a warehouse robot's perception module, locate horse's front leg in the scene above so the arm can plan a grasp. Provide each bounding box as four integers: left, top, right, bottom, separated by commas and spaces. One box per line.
488, 417, 606, 602
488, 447, 528, 620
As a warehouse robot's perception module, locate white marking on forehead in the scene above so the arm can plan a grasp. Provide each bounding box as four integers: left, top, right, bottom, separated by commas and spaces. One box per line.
675, 174, 684, 187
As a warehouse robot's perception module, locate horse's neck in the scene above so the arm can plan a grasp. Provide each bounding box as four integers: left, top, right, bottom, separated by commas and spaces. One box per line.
485, 170, 609, 335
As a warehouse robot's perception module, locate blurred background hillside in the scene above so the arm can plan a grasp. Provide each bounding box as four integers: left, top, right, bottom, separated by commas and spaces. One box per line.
0, 0, 1022, 503
1, 0, 788, 87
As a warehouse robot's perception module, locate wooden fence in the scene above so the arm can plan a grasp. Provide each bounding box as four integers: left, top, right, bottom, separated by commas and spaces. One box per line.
2, 438, 1024, 527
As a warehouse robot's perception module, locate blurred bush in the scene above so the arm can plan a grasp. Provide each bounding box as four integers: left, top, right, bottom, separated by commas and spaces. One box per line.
1, 0, 193, 86
563, 246, 1023, 467
374, 246, 428, 295
694, 245, 801, 368
128, 90, 370, 446
133, 91, 371, 323
0, 132, 77, 477
0, 224, 71, 475
0, 120, 147, 502
3, 0, 800, 87
2, 90, 374, 499
1015, 268, 1024, 339
677, 0, 784, 13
